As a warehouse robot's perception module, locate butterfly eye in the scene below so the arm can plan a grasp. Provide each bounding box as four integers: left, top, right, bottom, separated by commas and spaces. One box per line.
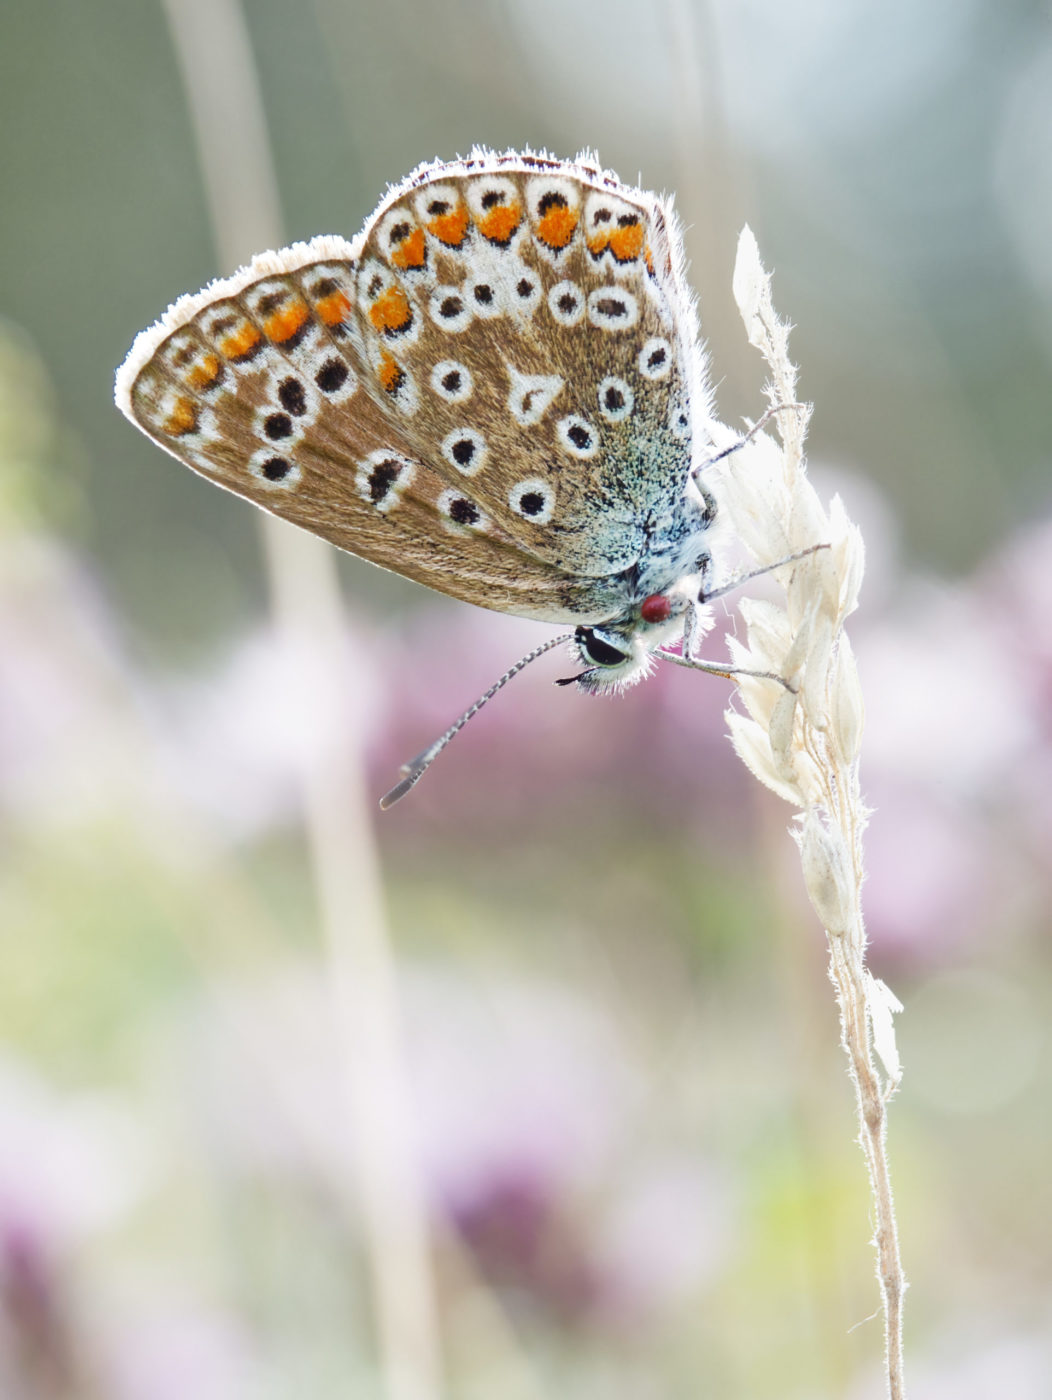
576, 627, 629, 668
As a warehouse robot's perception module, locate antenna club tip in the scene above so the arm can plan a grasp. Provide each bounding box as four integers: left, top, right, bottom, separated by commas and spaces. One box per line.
378, 630, 575, 808
379, 771, 422, 809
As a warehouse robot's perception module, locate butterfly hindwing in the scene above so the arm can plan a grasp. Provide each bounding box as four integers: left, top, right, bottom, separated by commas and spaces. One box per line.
353, 152, 710, 578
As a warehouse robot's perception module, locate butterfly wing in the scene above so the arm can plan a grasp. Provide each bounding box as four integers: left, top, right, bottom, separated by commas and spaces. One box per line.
115, 150, 707, 619
115, 237, 611, 623
353, 151, 711, 579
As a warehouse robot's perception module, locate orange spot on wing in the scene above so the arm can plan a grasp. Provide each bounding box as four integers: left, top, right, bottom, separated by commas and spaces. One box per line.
428, 206, 470, 246
478, 203, 522, 244
608, 222, 644, 262
586, 231, 610, 257
369, 285, 412, 335
645, 244, 654, 275
219, 322, 261, 360
378, 351, 405, 394
315, 289, 351, 326
264, 300, 310, 343
536, 205, 578, 249
186, 353, 221, 390
163, 396, 198, 437
390, 226, 426, 270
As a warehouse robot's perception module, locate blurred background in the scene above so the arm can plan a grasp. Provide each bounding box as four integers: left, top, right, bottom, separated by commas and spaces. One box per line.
1, 1, 1050, 1396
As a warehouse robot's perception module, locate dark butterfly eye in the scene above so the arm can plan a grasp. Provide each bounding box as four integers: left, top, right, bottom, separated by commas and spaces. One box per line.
576, 627, 628, 668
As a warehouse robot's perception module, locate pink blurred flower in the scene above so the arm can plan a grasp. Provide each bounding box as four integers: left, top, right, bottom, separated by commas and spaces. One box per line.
862, 784, 998, 960
192, 962, 731, 1330
861, 579, 1034, 795
102, 1303, 259, 1400
852, 529, 1052, 962
368, 602, 740, 833
0, 1058, 147, 1396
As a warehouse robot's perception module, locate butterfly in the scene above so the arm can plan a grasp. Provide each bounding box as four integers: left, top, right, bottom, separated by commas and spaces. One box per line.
115, 149, 741, 803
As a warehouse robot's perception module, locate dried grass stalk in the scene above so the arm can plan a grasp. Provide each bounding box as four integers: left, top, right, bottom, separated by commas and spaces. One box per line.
718, 228, 907, 1399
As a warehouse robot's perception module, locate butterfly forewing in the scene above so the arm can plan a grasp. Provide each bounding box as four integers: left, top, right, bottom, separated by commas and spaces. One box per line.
116, 151, 709, 623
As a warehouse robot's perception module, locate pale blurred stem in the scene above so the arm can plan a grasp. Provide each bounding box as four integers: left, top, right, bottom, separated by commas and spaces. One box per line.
829, 762, 905, 1397
160, 4, 441, 1399
815, 617, 906, 1400
829, 930, 905, 1396
747, 282, 905, 1396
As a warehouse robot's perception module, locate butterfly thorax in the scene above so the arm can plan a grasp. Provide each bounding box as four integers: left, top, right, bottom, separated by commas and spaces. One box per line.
564, 477, 717, 692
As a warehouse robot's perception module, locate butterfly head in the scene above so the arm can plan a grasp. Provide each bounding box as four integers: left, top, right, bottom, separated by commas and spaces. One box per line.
566, 586, 694, 694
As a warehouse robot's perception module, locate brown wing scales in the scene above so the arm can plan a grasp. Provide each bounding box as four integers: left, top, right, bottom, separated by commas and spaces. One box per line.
115, 154, 706, 618
118, 244, 614, 623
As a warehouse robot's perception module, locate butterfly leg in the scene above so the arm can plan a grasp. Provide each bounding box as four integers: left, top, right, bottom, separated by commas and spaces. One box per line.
682, 598, 704, 661
657, 647, 795, 690
661, 599, 794, 689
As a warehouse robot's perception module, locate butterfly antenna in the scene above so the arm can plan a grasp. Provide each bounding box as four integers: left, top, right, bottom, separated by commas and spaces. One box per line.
380, 632, 574, 809
701, 543, 830, 604
699, 401, 807, 473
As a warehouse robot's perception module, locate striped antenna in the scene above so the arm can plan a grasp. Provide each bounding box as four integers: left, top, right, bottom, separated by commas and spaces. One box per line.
380, 632, 574, 809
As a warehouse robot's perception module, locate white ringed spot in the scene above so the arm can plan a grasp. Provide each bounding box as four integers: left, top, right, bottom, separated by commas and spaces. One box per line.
638, 337, 672, 380
509, 478, 555, 525
441, 426, 487, 476
256, 403, 303, 447
429, 285, 473, 332
556, 414, 599, 460
430, 359, 474, 403
264, 370, 321, 431
509, 268, 542, 316
312, 354, 358, 403
587, 286, 639, 331
437, 488, 489, 534
597, 376, 634, 422
466, 275, 503, 319
547, 281, 585, 327
248, 446, 302, 491
354, 449, 414, 513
